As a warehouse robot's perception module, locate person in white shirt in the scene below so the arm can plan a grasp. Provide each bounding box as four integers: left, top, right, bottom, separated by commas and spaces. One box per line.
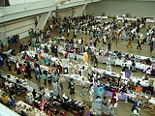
15, 60, 20, 75
80, 78, 86, 96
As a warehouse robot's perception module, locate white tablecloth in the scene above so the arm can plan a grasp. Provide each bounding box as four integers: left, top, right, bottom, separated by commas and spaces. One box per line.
16, 101, 48, 116
1, 72, 33, 92
64, 74, 90, 85
3, 49, 13, 55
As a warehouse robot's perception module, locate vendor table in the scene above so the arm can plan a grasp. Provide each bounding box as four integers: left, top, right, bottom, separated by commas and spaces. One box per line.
149, 97, 155, 106
95, 16, 108, 19
103, 90, 128, 102
146, 26, 155, 36
95, 52, 152, 71
64, 74, 90, 85
1, 71, 34, 92
114, 59, 151, 71
116, 16, 137, 21
92, 67, 150, 87
16, 101, 47, 116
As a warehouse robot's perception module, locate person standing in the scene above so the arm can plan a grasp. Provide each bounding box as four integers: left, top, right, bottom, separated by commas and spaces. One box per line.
52, 82, 61, 97
26, 62, 32, 79
58, 76, 64, 92
67, 28, 70, 37
115, 34, 119, 46
80, 78, 86, 96
68, 78, 75, 95
73, 30, 77, 39
0, 55, 4, 67
132, 32, 136, 41
83, 106, 94, 116
107, 40, 111, 51
54, 45, 58, 57
92, 96, 102, 116
93, 40, 97, 48
19, 43, 23, 52
35, 67, 41, 82
150, 39, 154, 53
125, 67, 132, 79
127, 36, 132, 48
15, 60, 20, 75
131, 60, 136, 71
6, 58, 11, 71
42, 71, 47, 86
137, 38, 142, 50
94, 55, 98, 68
48, 24, 53, 32
32, 89, 37, 98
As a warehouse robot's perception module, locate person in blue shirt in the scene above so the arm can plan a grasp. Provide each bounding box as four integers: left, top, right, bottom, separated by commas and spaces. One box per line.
44, 56, 49, 65
131, 101, 140, 115
0, 55, 4, 67
35, 67, 41, 82
96, 86, 104, 97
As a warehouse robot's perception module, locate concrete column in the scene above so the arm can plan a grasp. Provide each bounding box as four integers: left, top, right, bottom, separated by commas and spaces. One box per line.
36, 11, 51, 31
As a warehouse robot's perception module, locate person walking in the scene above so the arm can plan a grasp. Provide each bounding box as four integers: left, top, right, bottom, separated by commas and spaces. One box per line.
137, 38, 142, 50
127, 36, 132, 48
131, 101, 141, 116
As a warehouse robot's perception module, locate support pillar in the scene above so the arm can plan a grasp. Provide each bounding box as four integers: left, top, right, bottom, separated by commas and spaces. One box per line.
36, 12, 51, 31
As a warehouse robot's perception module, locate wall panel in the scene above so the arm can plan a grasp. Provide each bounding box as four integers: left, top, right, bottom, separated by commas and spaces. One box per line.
86, 0, 155, 17
0, 18, 35, 40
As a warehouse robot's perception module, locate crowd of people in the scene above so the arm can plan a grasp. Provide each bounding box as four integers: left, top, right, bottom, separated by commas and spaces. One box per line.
0, 15, 155, 116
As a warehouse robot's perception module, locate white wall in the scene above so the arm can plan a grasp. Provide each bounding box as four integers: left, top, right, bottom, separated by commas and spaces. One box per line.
58, 8, 73, 18
58, 5, 85, 18
0, 18, 35, 41
9, 0, 47, 5
86, 0, 155, 17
